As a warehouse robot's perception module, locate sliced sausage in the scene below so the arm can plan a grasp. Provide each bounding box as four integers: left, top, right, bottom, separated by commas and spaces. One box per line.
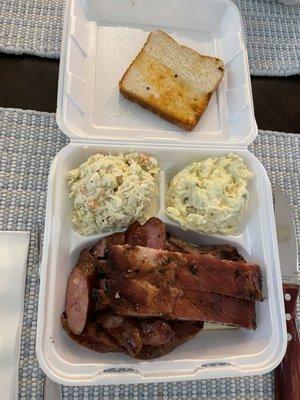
124, 221, 147, 247
65, 249, 97, 335
143, 217, 166, 249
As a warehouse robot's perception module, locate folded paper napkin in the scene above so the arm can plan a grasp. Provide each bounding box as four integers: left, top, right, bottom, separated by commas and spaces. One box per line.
0, 232, 30, 400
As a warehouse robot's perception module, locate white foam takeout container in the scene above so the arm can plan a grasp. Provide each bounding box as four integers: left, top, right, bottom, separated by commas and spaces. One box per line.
36, 0, 286, 386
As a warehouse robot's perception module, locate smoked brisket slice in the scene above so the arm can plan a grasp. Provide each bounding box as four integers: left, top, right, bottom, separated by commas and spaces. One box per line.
97, 313, 143, 357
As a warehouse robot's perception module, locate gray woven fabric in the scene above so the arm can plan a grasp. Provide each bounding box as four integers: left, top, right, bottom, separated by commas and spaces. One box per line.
0, 107, 299, 399
0, 108, 69, 400
0, 0, 64, 58
0, 0, 299, 76
234, 0, 300, 76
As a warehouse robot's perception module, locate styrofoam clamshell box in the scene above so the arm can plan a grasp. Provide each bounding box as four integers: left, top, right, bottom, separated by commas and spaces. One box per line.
36, 0, 286, 386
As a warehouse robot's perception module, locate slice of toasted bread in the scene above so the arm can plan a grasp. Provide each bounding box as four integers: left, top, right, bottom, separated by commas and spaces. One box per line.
119, 30, 224, 131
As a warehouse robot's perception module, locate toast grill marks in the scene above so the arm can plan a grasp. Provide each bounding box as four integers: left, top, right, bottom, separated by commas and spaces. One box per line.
119, 30, 224, 131
107, 245, 262, 302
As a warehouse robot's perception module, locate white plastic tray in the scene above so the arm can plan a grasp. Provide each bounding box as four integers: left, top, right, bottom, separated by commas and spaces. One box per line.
37, 0, 286, 386
36, 143, 286, 385
56, 0, 257, 145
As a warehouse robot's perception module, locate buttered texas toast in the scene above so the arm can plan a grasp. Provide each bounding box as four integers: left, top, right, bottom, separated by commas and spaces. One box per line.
119, 30, 225, 131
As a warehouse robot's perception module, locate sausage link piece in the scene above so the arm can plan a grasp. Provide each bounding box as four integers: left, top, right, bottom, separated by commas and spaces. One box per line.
65, 249, 97, 335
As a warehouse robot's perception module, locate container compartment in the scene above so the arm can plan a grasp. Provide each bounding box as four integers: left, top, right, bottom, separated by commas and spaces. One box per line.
38, 0, 285, 387
36, 142, 286, 385
57, 0, 256, 144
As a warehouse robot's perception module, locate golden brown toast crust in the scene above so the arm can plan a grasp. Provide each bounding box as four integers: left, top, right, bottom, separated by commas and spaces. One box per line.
120, 85, 211, 131
119, 30, 224, 131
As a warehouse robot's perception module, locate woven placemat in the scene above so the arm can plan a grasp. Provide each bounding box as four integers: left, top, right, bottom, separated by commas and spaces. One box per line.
0, 0, 63, 59
234, 0, 300, 76
0, 107, 299, 399
0, 0, 299, 76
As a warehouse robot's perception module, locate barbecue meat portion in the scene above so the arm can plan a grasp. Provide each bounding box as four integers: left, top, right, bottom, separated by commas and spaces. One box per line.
97, 314, 203, 358
61, 313, 123, 353
107, 277, 256, 329
104, 245, 260, 329
136, 319, 203, 360
166, 236, 245, 262
108, 245, 262, 302
90, 233, 125, 259
137, 319, 176, 346
61, 312, 203, 359
62, 217, 263, 359
91, 287, 111, 312
97, 313, 143, 357
90, 216, 165, 261
65, 249, 98, 335
137, 320, 203, 359
125, 217, 166, 249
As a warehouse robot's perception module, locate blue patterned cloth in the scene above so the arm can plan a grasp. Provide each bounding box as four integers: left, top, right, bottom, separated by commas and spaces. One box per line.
0, 0, 299, 76
0, 107, 299, 399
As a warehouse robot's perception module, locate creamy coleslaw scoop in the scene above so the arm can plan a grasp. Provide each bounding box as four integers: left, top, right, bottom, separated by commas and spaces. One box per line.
68, 153, 159, 235
166, 153, 253, 234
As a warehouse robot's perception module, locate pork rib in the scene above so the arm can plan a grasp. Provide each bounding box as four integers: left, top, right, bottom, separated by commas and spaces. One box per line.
166, 236, 245, 262
107, 276, 256, 329
108, 245, 262, 302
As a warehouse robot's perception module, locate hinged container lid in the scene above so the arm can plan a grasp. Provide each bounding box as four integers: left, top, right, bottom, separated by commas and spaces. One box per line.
56, 0, 258, 146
